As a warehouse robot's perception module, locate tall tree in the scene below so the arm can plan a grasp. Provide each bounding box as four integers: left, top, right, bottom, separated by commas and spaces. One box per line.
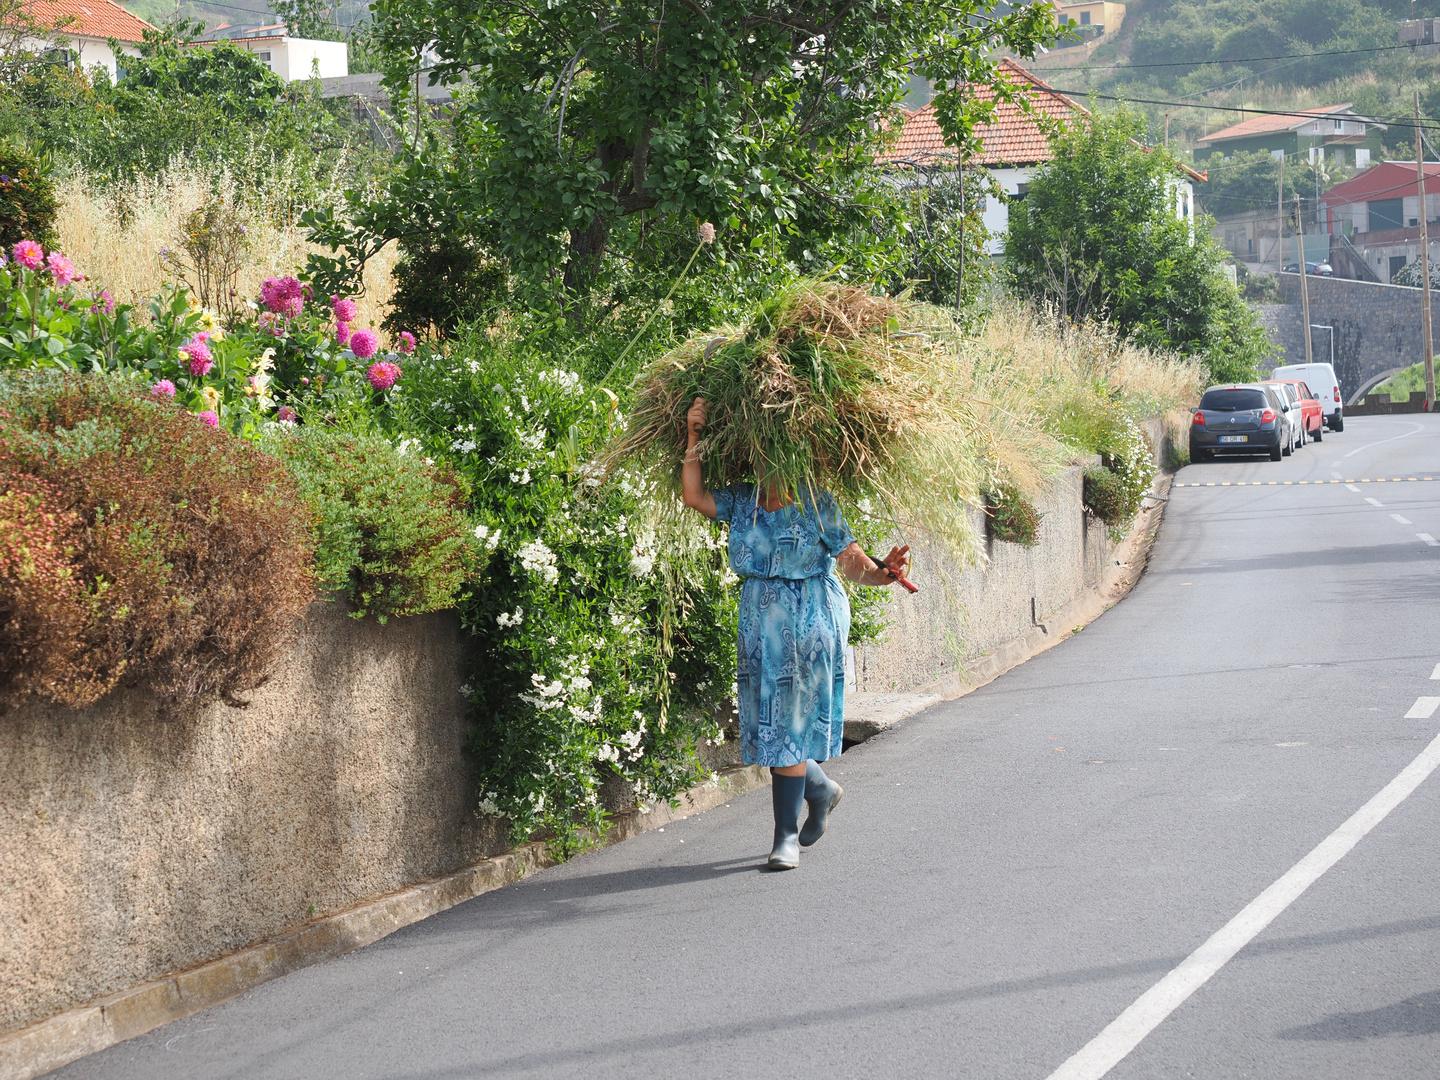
310, 0, 1059, 308
1007, 108, 1270, 383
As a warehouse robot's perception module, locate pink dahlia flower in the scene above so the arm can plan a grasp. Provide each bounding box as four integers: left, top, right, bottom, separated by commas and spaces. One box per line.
335, 321, 351, 346
91, 290, 115, 316
331, 296, 357, 322
397, 331, 416, 354
259, 276, 304, 313
12, 240, 42, 269
349, 329, 379, 359
278, 295, 304, 319
46, 251, 79, 285
151, 379, 176, 398
197, 410, 220, 428
277, 405, 298, 423
257, 311, 286, 338
366, 360, 401, 390
183, 337, 213, 376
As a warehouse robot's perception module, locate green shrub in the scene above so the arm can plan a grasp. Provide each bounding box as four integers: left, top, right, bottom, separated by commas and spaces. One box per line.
1082, 465, 1129, 526
985, 484, 1041, 546
0, 371, 315, 711
259, 424, 478, 623
0, 141, 56, 250
381, 238, 507, 341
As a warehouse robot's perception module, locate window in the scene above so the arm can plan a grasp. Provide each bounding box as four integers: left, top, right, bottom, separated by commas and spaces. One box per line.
1369, 197, 1404, 231
1199, 389, 1267, 412
1080, 10, 1090, 23
1391, 255, 1410, 278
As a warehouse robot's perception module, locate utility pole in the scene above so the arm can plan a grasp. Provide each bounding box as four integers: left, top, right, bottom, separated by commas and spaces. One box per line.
1296, 195, 1314, 364
1415, 90, 1435, 409
1276, 153, 1285, 274
955, 76, 965, 317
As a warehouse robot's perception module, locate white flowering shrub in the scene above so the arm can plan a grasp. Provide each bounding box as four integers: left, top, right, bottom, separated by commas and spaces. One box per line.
388, 335, 738, 853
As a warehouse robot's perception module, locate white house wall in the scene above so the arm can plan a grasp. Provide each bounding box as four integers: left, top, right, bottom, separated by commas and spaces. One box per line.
983, 166, 1034, 256
23, 33, 138, 82
278, 39, 348, 81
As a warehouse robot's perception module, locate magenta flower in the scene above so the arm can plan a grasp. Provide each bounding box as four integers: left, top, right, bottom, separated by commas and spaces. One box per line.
197, 410, 220, 428
278, 295, 304, 319
397, 331, 416, 354
12, 240, 42, 269
335, 320, 351, 346
257, 311, 286, 338
259, 276, 304, 313
183, 336, 213, 376
151, 379, 176, 398
366, 361, 401, 390
46, 251, 78, 285
90, 290, 115, 316
277, 405, 297, 423
349, 329, 379, 359
331, 296, 357, 322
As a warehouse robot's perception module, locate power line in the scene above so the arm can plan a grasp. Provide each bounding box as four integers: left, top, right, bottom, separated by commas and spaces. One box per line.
1034, 42, 1421, 72
1050, 88, 1440, 132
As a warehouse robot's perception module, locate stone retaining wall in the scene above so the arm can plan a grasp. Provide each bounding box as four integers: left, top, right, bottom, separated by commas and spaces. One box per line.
1259, 274, 1440, 401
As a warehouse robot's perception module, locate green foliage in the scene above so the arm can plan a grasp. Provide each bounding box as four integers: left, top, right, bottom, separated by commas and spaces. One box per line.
383, 330, 740, 852
0, 141, 56, 250
309, 0, 1058, 311
1006, 108, 1269, 383
259, 424, 477, 622
1371, 360, 1430, 401
1077, 406, 1154, 531
0, 370, 316, 711
0, 45, 386, 194
1196, 149, 1302, 222
985, 484, 1041, 547
877, 170, 995, 309
270, 0, 345, 41
381, 237, 507, 341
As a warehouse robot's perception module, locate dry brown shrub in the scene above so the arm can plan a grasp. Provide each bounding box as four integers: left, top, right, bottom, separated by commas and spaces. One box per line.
0, 372, 317, 712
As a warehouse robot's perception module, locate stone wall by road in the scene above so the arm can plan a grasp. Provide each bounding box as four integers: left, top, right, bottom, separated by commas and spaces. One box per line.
1259, 274, 1440, 401
851, 464, 1112, 693
0, 604, 502, 1038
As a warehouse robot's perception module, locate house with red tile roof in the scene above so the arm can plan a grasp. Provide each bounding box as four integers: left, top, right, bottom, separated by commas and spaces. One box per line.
20, 0, 154, 82
193, 22, 347, 81
1195, 105, 1385, 169
1317, 160, 1440, 283
881, 59, 1202, 256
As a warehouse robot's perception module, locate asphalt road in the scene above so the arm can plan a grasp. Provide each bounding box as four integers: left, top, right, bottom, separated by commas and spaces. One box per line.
56, 415, 1440, 1080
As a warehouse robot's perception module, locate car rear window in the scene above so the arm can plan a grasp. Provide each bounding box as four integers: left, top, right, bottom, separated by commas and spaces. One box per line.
1200, 389, 1267, 411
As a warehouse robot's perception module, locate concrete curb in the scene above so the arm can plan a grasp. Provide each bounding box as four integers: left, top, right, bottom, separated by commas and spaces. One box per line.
0, 765, 769, 1080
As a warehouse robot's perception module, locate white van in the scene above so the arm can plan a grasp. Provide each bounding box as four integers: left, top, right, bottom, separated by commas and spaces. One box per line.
1271, 362, 1343, 431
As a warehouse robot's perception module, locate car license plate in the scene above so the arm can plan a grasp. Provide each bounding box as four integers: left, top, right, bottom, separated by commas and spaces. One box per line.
1219, 435, 1248, 443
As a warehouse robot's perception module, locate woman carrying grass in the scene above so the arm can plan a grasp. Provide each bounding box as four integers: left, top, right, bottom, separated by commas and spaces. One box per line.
681, 396, 910, 871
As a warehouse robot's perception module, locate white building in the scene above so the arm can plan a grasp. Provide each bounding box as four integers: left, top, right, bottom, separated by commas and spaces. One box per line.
881, 59, 1201, 256
194, 23, 348, 81
22, 0, 153, 82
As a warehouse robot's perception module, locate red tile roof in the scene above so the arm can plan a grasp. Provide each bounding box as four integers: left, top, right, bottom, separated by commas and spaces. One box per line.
1319, 160, 1440, 206
881, 59, 1087, 168
1195, 104, 1354, 147
25, 0, 153, 42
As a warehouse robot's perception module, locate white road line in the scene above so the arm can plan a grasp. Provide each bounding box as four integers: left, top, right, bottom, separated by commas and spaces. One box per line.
1044, 729, 1440, 1080
1391, 514, 1414, 525
1420, 534, 1440, 548
1405, 697, 1440, 719
1341, 421, 1424, 459
1365, 497, 1384, 507
1331, 471, 1343, 479
1431, 662, 1440, 679
1347, 484, 1362, 492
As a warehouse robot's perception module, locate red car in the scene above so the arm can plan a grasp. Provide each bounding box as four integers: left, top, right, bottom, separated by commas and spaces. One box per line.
1263, 379, 1324, 446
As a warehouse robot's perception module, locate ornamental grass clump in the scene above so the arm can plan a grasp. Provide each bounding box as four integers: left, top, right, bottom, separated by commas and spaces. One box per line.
0, 371, 316, 712
608, 280, 1005, 560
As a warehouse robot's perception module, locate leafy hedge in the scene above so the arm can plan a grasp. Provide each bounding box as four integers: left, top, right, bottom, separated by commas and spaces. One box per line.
0, 372, 316, 711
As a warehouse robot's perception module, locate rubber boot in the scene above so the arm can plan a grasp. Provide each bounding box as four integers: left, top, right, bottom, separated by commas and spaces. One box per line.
768, 772, 806, 870
799, 760, 843, 847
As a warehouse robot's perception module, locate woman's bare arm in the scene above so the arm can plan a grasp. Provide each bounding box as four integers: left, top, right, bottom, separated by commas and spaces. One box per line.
680, 396, 717, 519
835, 542, 911, 586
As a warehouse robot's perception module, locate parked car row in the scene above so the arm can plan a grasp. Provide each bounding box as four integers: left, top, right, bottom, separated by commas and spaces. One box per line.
1189, 362, 1344, 463
1281, 261, 1334, 276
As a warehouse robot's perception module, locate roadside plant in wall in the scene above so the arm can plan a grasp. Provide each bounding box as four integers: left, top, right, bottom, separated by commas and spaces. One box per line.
386, 331, 740, 853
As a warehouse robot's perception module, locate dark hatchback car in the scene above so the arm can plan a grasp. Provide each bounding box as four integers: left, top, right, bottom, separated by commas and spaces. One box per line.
1190, 385, 1286, 462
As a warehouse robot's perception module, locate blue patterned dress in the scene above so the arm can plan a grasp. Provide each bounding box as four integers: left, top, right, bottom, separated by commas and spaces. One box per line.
711, 484, 856, 767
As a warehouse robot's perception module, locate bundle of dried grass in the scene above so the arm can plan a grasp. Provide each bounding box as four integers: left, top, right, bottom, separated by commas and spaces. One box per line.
607, 280, 1028, 561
